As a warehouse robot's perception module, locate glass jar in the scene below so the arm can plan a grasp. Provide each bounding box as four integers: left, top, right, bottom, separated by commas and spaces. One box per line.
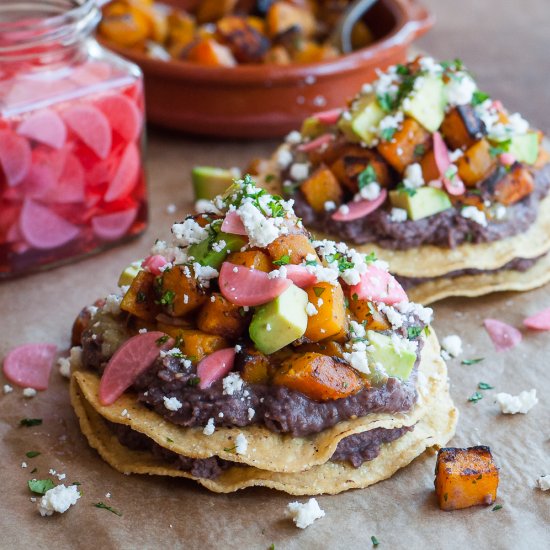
0, 0, 148, 278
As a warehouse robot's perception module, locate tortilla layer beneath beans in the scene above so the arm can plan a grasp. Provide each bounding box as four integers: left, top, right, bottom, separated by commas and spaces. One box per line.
71, 365, 457, 495
405, 246, 550, 304
71, 331, 449, 474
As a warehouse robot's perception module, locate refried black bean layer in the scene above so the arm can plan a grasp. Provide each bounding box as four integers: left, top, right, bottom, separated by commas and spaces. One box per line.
108, 421, 415, 477
292, 164, 550, 250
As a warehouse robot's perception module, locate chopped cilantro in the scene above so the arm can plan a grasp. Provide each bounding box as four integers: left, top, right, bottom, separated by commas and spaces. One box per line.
269, 200, 285, 218
273, 254, 291, 266
444, 166, 457, 180
461, 358, 484, 365
174, 335, 183, 348
155, 335, 169, 346
166, 437, 174, 443
264, 174, 275, 183
268, 545, 275, 550
136, 291, 147, 303
305, 259, 318, 267
468, 391, 483, 403
28, 479, 55, 495
94, 502, 122, 516
377, 92, 395, 113
364, 252, 377, 263
371, 535, 380, 547
478, 382, 494, 390
471, 90, 490, 106
159, 290, 175, 306
72, 482, 81, 486
351, 292, 359, 302
326, 252, 354, 272
379, 127, 397, 142
25, 451, 40, 458
492, 504, 503, 511
20, 418, 42, 427
224, 445, 237, 453
313, 286, 326, 298
188, 377, 200, 387
395, 64, 409, 75
396, 183, 417, 197
407, 326, 423, 339
414, 144, 426, 157
358, 165, 377, 190
423, 326, 431, 336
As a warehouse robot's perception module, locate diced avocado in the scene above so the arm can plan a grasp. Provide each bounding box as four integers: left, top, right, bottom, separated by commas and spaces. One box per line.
192, 167, 237, 201
404, 76, 446, 132
366, 330, 416, 381
118, 261, 142, 287
249, 285, 308, 355
188, 231, 247, 270
390, 187, 452, 221
508, 133, 539, 165
338, 94, 385, 144
301, 117, 325, 139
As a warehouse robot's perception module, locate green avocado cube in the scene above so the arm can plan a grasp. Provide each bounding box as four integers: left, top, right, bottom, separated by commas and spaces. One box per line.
249, 285, 308, 355
508, 133, 539, 165
338, 94, 385, 144
404, 76, 446, 132
390, 187, 452, 221
118, 261, 142, 287
366, 330, 416, 381
188, 231, 247, 270
192, 167, 237, 201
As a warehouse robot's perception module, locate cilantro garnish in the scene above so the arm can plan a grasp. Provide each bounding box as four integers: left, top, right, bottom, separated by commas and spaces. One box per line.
305, 259, 318, 266
461, 358, 484, 365
20, 418, 42, 427
25, 451, 40, 458
468, 391, 483, 403
444, 166, 457, 180
166, 437, 174, 443
471, 90, 490, 106
395, 64, 409, 75
265, 174, 275, 183
268, 545, 275, 550
28, 479, 55, 495
174, 335, 184, 348
377, 92, 395, 113
156, 335, 169, 346
379, 127, 397, 142
478, 382, 494, 390
407, 326, 423, 339
396, 183, 417, 197
313, 287, 326, 298
159, 290, 175, 305
414, 144, 426, 157
326, 252, 354, 272
358, 165, 377, 190
224, 445, 237, 453
273, 255, 291, 266
94, 502, 122, 516
371, 535, 380, 547
364, 252, 377, 263
492, 504, 503, 511
489, 141, 511, 158
351, 292, 359, 302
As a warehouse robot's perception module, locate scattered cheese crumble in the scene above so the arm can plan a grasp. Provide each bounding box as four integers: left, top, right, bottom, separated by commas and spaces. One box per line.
286, 498, 325, 529
37, 484, 80, 517
222, 373, 244, 396
23, 388, 37, 398
235, 433, 248, 455
203, 417, 215, 436
441, 335, 463, 358
495, 389, 538, 414
461, 206, 487, 227
537, 475, 550, 491
3, 384, 13, 394
163, 396, 183, 412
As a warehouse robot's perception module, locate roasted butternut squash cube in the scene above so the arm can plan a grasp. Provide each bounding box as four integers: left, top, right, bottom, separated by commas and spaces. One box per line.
167, 11, 196, 49
494, 165, 535, 205
196, 0, 238, 23
440, 106, 484, 150
266, 2, 316, 38
294, 340, 344, 359
226, 250, 272, 272
274, 352, 363, 401
419, 149, 440, 183
267, 233, 317, 265
304, 282, 347, 343
157, 327, 227, 362
292, 41, 338, 64
435, 446, 499, 511
263, 45, 291, 65
158, 266, 207, 317
236, 348, 272, 384
456, 139, 497, 187
216, 16, 269, 63
120, 270, 161, 322
377, 118, 431, 173
300, 166, 343, 212
99, 1, 151, 47
197, 293, 248, 339
186, 38, 237, 67
349, 299, 391, 331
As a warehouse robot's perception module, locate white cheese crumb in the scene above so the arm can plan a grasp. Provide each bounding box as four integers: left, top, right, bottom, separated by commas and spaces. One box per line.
337, 204, 350, 215
102, 293, 123, 316
266, 323, 272, 332
37, 484, 80, 517
138, 328, 148, 334
449, 149, 464, 162
461, 206, 487, 227
105, 492, 111, 499
163, 396, 183, 412
441, 335, 463, 358
195, 199, 212, 214
222, 373, 244, 396
350, 320, 366, 338
171, 218, 208, 247
286, 498, 325, 529
234, 345, 242, 353
306, 302, 318, 316
446, 73, 477, 106
495, 389, 538, 414
289, 162, 310, 181
211, 239, 226, 253
203, 418, 215, 436
285, 130, 302, 144
235, 433, 248, 455
276, 148, 294, 169
21, 462, 27, 468
390, 207, 408, 223
166, 203, 177, 214
324, 200, 336, 212
402, 163, 424, 188
247, 408, 255, 421
23, 388, 37, 398
358, 182, 381, 201
3, 384, 13, 394
537, 475, 550, 491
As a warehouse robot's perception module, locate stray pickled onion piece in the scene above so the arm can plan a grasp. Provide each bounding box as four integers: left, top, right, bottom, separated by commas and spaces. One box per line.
0, 130, 31, 186
523, 307, 550, 330
499, 152, 516, 167
196, 347, 236, 389
91, 207, 138, 241
483, 319, 522, 351
97, 94, 142, 142
3, 343, 57, 390
313, 108, 342, 124
99, 332, 171, 405
433, 131, 465, 196
20, 199, 80, 250
331, 189, 387, 222
63, 105, 112, 160
104, 142, 140, 202
17, 109, 67, 149
349, 265, 408, 305
285, 265, 317, 288
54, 153, 85, 203
219, 262, 291, 306
297, 133, 334, 153
221, 210, 247, 235
142, 254, 169, 275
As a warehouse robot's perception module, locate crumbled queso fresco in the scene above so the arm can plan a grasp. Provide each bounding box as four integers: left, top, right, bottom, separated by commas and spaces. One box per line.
37, 484, 80, 517
495, 389, 538, 414
286, 498, 326, 529
441, 335, 463, 358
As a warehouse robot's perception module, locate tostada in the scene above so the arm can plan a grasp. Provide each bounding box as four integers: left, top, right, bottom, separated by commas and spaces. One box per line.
69, 177, 457, 495
255, 56, 550, 304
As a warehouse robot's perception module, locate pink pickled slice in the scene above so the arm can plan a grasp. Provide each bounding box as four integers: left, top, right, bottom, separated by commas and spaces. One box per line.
142, 254, 169, 275
54, 153, 85, 203
221, 210, 247, 235
499, 152, 516, 167
196, 347, 236, 389
21, 162, 58, 200
285, 264, 317, 288
349, 265, 408, 305
313, 108, 342, 125
523, 307, 550, 331
97, 93, 142, 143
3, 343, 57, 390
483, 319, 522, 351
104, 142, 140, 202
0, 130, 31, 186
219, 262, 291, 306
331, 189, 388, 222
20, 199, 80, 250
91, 207, 138, 241
297, 133, 334, 153
17, 109, 67, 149
99, 331, 171, 405
63, 105, 112, 160
433, 131, 465, 196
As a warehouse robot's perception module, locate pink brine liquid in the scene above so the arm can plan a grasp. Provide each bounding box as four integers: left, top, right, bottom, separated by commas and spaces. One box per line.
0, 57, 147, 278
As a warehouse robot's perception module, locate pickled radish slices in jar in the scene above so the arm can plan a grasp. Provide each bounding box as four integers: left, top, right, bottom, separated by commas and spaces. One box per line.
0, 0, 147, 278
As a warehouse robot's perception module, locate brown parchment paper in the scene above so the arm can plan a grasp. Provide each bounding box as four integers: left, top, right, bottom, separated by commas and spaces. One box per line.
1, 128, 550, 547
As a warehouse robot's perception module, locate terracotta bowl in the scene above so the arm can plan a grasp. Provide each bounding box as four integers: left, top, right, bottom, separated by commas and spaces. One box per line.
101, 0, 433, 138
